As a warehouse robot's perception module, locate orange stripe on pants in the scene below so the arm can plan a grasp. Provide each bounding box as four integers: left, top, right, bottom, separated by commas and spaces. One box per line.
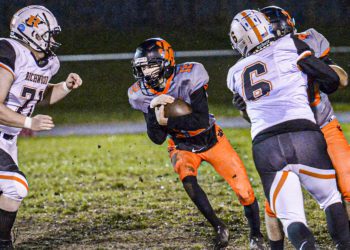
0, 175, 29, 191
272, 171, 289, 213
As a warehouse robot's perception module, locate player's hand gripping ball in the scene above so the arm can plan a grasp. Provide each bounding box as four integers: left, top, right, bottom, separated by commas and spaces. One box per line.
163, 99, 192, 118
155, 99, 192, 126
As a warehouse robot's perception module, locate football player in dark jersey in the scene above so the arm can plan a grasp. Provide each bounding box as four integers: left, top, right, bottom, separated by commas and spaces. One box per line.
128, 38, 266, 249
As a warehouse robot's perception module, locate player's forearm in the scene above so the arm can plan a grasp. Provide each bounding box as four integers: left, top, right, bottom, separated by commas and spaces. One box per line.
297, 54, 340, 94
168, 112, 209, 131
144, 110, 167, 145
42, 82, 70, 105
167, 87, 209, 131
0, 104, 26, 128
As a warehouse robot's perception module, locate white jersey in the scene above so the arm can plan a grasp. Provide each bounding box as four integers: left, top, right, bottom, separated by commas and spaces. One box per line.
227, 35, 315, 139
0, 38, 60, 135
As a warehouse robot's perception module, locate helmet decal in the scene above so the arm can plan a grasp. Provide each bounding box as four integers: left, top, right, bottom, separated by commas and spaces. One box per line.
25, 15, 43, 28
241, 11, 263, 43
156, 40, 175, 66
229, 10, 275, 57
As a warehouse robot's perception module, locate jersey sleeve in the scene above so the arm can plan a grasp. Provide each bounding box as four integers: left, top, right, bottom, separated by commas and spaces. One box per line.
298, 28, 330, 58
127, 83, 149, 113
0, 40, 16, 76
226, 66, 237, 94
188, 63, 209, 95
50, 56, 60, 76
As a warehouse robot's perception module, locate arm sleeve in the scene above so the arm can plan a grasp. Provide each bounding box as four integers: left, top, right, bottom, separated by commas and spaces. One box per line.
0, 40, 16, 75
167, 87, 209, 131
320, 56, 335, 65
143, 107, 168, 145
292, 35, 339, 94
297, 55, 339, 94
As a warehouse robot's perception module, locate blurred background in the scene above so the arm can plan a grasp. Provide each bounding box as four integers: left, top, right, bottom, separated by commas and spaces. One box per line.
1, 0, 349, 124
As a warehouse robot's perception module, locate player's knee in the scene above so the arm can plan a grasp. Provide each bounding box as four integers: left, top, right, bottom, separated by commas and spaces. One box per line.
237, 189, 255, 206
340, 187, 350, 202
265, 212, 284, 241
279, 216, 307, 234
319, 187, 342, 210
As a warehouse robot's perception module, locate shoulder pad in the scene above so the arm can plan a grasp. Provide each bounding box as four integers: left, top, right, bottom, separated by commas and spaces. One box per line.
179, 62, 209, 94
298, 28, 330, 58
128, 82, 149, 113
0, 39, 16, 76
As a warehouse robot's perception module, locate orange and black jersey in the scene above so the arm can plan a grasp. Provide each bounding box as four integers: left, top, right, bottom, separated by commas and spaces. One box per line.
128, 62, 217, 153
144, 86, 218, 153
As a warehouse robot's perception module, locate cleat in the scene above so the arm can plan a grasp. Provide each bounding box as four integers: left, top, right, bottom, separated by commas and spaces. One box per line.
214, 225, 229, 249
250, 235, 267, 250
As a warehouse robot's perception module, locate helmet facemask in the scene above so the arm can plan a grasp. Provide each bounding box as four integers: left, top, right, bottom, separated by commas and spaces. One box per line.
133, 58, 166, 89
132, 38, 175, 95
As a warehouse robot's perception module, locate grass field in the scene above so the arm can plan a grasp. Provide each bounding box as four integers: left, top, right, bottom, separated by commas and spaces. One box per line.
13, 125, 350, 249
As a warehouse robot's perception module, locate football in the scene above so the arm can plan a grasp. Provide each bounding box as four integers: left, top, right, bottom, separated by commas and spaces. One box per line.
164, 99, 192, 118
329, 64, 348, 88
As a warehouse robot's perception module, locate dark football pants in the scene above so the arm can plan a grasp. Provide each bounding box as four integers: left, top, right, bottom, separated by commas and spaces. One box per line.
253, 130, 349, 246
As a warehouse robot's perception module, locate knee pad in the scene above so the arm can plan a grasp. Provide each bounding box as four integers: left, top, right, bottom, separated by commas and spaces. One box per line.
0, 171, 28, 201
237, 189, 255, 206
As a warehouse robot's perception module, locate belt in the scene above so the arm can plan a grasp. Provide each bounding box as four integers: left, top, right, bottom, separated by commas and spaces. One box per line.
0, 132, 15, 140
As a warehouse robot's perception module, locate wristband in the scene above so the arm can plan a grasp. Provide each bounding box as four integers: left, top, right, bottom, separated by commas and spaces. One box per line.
62, 81, 72, 93
24, 117, 32, 129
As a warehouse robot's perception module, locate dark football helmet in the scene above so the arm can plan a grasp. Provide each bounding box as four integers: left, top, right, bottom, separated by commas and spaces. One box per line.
260, 6, 295, 38
132, 38, 175, 95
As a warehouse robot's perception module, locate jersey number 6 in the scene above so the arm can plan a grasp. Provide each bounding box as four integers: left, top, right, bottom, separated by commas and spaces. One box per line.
242, 62, 272, 101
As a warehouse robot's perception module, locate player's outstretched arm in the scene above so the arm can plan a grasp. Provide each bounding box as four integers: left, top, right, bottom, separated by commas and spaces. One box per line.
41, 73, 83, 105
0, 68, 54, 131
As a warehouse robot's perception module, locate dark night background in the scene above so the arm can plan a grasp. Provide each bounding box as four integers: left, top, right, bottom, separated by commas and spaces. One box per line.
0, 0, 349, 123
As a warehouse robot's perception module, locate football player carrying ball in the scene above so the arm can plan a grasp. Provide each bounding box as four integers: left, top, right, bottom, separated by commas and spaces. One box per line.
128, 38, 266, 249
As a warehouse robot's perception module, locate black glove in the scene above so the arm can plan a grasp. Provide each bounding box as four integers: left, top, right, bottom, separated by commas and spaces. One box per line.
232, 93, 246, 111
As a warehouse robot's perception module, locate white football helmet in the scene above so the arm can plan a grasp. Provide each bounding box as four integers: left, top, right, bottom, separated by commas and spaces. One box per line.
10, 5, 61, 57
229, 10, 274, 57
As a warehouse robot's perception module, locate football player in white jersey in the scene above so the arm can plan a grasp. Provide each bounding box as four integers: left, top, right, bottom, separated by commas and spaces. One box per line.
0, 6, 82, 248
257, 6, 350, 250
227, 9, 350, 249
232, 6, 350, 249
